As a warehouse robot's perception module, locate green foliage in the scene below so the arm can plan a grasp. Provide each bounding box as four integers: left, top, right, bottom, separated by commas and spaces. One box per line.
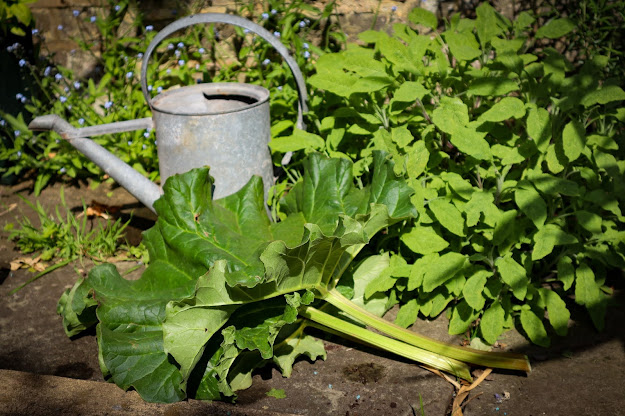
0, 0, 35, 36
6, 187, 139, 263
0, 0, 340, 194
271, 4, 625, 347
59, 155, 486, 402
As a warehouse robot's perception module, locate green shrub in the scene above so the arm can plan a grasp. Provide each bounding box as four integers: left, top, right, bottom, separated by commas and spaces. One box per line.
271, 3, 625, 347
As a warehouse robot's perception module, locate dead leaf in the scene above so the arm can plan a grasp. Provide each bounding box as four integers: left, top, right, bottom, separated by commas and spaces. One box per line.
48, 152, 57, 159
77, 200, 122, 220
0, 203, 17, 217
451, 368, 493, 416
10, 256, 49, 272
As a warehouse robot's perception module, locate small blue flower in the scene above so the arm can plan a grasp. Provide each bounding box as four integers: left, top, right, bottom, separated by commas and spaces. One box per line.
177, 42, 184, 48
261, 12, 269, 19
55, 139, 60, 143
166, 68, 171, 74
262, 58, 270, 66
17, 150, 22, 157
16, 93, 23, 100
57, 24, 64, 30
126, 71, 133, 79
64, 87, 69, 93
178, 59, 185, 66
142, 144, 147, 149
175, 49, 181, 57
243, 28, 250, 34
15, 132, 21, 138
137, 52, 143, 58
156, 86, 163, 93
104, 101, 113, 109
44, 66, 51, 76
21, 97, 27, 103
90, 16, 96, 23
73, 81, 81, 89
273, 31, 280, 38
78, 118, 85, 125
271, 9, 277, 14
127, 140, 133, 145
145, 25, 153, 31
55, 73, 63, 81
73, 9, 80, 17
154, 140, 158, 145
0, 120, 5, 126
391, 5, 397, 12
143, 131, 150, 138
31, 28, 39, 35
198, 47, 205, 54
303, 50, 311, 59
60, 96, 67, 103
299, 20, 306, 28
167, 43, 174, 50
147, 85, 153, 91
303, 42, 309, 49
67, 105, 72, 110
59, 167, 66, 173
114, 5, 121, 12
356, 395, 361, 400
277, 85, 283, 91
195, 63, 200, 70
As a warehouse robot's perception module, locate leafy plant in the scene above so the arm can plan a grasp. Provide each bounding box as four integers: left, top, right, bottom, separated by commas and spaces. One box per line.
271, 4, 625, 347
0, 0, 340, 193
57, 153, 529, 403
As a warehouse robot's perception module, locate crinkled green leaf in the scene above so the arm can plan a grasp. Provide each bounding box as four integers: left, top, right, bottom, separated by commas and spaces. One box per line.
270, 129, 325, 152
528, 172, 579, 196
575, 210, 603, 234
520, 309, 550, 347
449, 300, 479, 335
477, 97, 526, 123
527, 106, 552, 153
561, 120, 586, 162
495, 256, 527, 301
428, 199, 466, 236
406, 140, 430, 178
394, 298, 419, 328
536, 18, 575, 39
423, 252, 466, 292
476, 2, 506, 45
468, 77, 519, 96
532, 224, 578, 261
581, 85, 625, 107
575, 263, 607, 331
392, 81, 428, 103
480, 301, 505, 344
538, 288, 570, 337
409, 7, 437, 29
444, 31, 482, 61
400, 225, 449, 254
557, 256, 575, 291
408, 254, 438, 291
463, 269, 491, 310
515, 181, 547, 229
465, 191, 500, 227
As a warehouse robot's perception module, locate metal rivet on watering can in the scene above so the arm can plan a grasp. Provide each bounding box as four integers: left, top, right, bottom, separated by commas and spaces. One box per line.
28, 13, 308, 214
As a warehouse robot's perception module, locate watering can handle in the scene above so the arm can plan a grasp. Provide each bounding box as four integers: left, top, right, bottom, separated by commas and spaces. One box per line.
140, 13, 308, 130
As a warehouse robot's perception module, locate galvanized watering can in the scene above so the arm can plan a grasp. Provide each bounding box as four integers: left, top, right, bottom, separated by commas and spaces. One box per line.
28, 13, 308, 213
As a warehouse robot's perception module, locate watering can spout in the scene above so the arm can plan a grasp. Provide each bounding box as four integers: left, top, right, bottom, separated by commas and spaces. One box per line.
28, 114, 162, 212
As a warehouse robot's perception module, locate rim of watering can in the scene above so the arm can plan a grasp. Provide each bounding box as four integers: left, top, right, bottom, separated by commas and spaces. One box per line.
140, 13, 308, 130
150, 83, 269, 116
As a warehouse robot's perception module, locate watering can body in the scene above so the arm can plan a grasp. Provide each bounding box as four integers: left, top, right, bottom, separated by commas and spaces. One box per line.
28, 13, 307, 213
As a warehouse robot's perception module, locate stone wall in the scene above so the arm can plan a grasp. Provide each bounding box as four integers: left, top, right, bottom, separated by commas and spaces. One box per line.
27, 0, 522, 75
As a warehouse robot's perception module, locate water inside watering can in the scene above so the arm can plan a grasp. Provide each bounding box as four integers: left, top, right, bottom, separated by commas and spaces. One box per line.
151, 83, 269, 115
